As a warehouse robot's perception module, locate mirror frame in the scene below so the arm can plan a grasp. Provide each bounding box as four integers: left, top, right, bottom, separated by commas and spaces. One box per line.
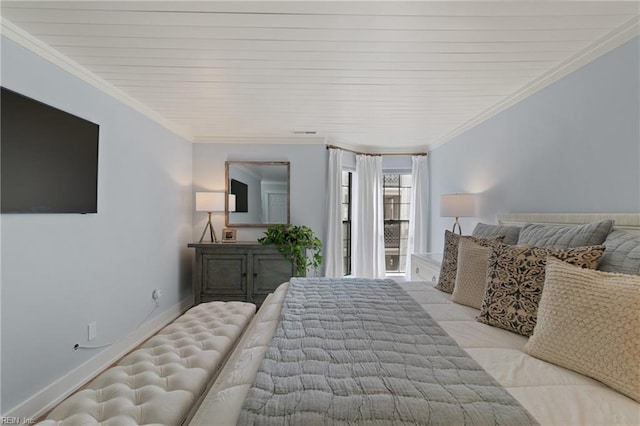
225, 161, 290, 228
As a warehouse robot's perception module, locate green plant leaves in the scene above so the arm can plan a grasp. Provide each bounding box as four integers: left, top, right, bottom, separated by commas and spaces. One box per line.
258, 224, 323, 276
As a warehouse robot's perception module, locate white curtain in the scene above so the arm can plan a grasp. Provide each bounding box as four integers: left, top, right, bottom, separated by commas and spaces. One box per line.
324, 148, 344, 277
352, 155, 386, 278
405, 155, 429, 273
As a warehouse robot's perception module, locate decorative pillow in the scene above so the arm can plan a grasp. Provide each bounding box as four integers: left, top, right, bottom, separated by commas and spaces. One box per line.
598, 230, 640, 275
517, 220, 613, 248
472, 223, 521, 245
435, 231, 504, 294
451, 239, 491, 309
477, 243, 605, 336
524, 258, 640, 402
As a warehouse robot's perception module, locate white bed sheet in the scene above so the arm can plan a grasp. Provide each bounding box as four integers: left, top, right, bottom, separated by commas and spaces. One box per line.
190, 281, 640, 426
405, 282, 640, 426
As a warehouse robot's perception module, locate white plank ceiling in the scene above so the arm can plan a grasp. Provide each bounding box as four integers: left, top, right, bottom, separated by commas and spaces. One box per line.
1, 1, 639, 151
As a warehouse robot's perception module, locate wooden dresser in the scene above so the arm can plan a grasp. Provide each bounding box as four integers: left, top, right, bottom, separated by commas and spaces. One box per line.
188, 242, 297, 306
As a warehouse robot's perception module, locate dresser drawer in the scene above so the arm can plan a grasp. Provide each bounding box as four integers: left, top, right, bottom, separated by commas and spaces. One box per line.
411, 253, 442, 283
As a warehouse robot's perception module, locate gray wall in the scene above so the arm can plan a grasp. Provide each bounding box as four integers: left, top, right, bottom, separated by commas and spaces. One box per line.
429, 37, 640, 252
1, 38, 194, 412
192, 143, 327, 250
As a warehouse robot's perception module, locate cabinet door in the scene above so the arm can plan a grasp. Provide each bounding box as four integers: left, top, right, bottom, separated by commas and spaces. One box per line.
202, 253, 247, 295
252, 253, 295, 297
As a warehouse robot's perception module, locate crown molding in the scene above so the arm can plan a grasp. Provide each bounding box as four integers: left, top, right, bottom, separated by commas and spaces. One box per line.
192, 135, 328, 145
0, 18, 193, 142
195, 136, 426, 156
2, 13, 636, 153
428, 17, 640, 152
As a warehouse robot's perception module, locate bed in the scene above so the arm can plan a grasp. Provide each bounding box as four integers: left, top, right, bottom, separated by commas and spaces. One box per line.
188, 213, 639, 426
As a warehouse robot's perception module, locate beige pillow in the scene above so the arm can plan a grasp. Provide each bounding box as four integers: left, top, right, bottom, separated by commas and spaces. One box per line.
435, 231, 504, 294
524, 258, 640, 402
477, 243, 605, 336
451, 239, 491, 309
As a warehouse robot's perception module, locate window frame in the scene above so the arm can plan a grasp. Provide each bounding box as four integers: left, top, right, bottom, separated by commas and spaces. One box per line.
383, 172, 412, 273
341, 170, 353, 276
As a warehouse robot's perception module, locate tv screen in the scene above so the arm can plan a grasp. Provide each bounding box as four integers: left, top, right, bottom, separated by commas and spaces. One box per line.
1, 87, 99, 213
230, 179, 248, 213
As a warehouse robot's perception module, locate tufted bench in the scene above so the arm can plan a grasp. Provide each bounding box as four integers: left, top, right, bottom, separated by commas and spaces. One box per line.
38, 301, 256, 426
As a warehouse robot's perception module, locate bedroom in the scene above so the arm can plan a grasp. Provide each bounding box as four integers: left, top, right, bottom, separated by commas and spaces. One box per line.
1, 1, 639, 424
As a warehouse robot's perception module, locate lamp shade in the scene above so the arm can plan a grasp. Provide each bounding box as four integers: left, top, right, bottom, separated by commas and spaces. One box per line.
440, 193, 475, 217
195, 192, 226, 212
228, 194, 236, 213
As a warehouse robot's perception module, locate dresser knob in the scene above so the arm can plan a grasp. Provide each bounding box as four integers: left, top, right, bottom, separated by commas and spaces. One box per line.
432, 276, 436, 282
415, 267, 420, 274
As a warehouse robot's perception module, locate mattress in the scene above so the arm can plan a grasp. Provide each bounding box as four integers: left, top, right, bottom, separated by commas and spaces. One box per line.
190, 281, 640, 426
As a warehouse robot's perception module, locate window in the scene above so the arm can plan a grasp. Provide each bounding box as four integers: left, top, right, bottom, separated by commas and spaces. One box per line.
342, 171, 412, 275
341, 171, 352, 276
383, 174, 412, 273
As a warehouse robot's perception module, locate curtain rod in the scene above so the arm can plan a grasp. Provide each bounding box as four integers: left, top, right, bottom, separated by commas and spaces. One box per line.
326, 144, 427, 157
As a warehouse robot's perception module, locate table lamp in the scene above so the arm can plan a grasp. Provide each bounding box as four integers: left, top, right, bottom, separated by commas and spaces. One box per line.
440, 193, 475, 235
196, 192, 226, 243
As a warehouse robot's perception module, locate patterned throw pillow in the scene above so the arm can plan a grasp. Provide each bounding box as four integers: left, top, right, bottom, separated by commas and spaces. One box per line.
435, 231, 504, 294
524, 258, 640, 402
451, 239, 492, 309
477, 243, 605, 336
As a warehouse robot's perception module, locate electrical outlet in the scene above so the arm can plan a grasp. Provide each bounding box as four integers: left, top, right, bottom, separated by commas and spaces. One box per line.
88, 322, 97, 341
152, 289, 162, 301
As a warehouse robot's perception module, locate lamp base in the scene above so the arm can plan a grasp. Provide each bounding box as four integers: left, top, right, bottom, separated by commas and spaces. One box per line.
199, 212, 219, 243
451, 217, 463, 235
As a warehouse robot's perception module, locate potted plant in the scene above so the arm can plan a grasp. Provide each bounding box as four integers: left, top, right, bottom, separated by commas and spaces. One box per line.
258, 224, 323, 276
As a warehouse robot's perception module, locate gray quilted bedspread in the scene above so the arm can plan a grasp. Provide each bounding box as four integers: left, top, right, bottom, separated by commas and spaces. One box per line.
238, 278, 538, 425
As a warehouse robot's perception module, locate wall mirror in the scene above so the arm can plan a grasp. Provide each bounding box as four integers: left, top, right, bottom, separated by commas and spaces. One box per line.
225, 161, 290, 227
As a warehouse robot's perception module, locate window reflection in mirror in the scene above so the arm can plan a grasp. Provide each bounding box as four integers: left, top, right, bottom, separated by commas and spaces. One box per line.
225, 161, 290, 227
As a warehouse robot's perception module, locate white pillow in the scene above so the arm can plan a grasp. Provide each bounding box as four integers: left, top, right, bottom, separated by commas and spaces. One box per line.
524, 257, 640, 402
451, 239, 490, 309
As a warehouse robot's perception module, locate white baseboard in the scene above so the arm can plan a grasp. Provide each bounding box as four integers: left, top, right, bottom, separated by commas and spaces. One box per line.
4, 296, 193, 421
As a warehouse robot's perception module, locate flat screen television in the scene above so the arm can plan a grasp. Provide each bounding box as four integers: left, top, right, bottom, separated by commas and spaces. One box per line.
230, 179, 248, 213
1, 87, 99, 213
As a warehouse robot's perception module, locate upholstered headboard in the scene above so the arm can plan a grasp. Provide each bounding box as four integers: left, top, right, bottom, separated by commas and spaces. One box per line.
499, 213, 640, 233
